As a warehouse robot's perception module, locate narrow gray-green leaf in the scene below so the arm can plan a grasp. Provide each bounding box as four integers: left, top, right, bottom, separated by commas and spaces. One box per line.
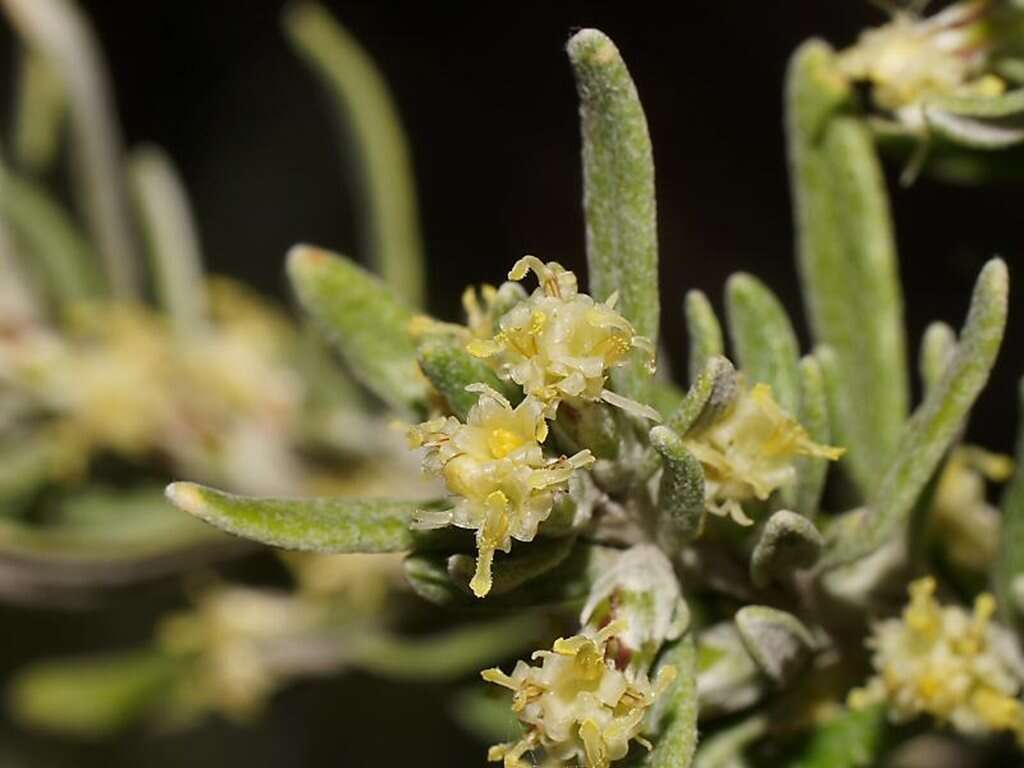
919, 321, 957, 397
734, 606, 815, 686
651, 425, 705, 548
750, 510, 823, 589
645, 634, 698, 768
995, 378, 1024, 630
685, 290, 724, 386
794, 355, 832, 518
667, 355, 737, 437
823, 259, 1008, 568
166, 481, 446, 553
283, 2, 424, 307
447, 536, 576, 597
417, 335, 516, 421
128, 145, 207, 336
12, 48, 65, 173
287, 244, 427, 417
787, 40, 908, 498
8, 649, 179, 737
693, 715, 767, 768
2, 0, 140, 297
725, 273, 801, 416
0, 157, 102, 302
568, 28, 658, 402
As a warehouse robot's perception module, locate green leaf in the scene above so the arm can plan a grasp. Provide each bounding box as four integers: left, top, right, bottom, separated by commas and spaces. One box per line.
644, 634, 698, 768
750, 510, 823, 589
128, 145, 208, 336
8, 649, 179, 737
734, 606, 815, 686
786, 40, 908, 499
447, 536, 576, 597
12, 49, 65, 174
417, 335, 517, 421
567, 28, 658, 403
287, 244, 428, 417
685, 290, 724, 386
786, 704, 886, 768
928, 88, 1024, 118
2, 0, 140, 297
651, 425, 705, 548
794, 355, 832, 518
667, 355, 737, 437
283, 3, 424, 307
0, 157, 102, 302
823, 259, 1008, 568
919, 321, 957, 397
995, 378, 1024, 631
353, 615, 542, 681
693, 715, 767, 768
725, 273, 801, 416
450, 686, 523, 744
166, 482, 448, 554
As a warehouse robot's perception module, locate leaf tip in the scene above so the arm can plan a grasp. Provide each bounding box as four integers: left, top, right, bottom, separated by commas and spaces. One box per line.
566, 28, 617, 65
165, 481, 205, 520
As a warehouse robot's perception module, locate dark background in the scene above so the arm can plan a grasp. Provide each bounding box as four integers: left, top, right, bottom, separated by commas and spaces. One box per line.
1, 2, 1022, 766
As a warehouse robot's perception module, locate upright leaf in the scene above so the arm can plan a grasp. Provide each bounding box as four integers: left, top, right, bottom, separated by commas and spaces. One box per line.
651, 425, 706, 549
725, 273, 800, 416
12, 49, 65, 174
786, 40, 908, 498
287, 244, 428, 417
2, 0, 140, 297
128, 145, 208, 336
166, 482, 448, 554
823, 259, 1008, 568
685, 290, 724, 386
284, 3, 424, 306
645, 635, 698, 767
918, 321, 956, 397
794, 355, 832, 518
568, 28, 658, 402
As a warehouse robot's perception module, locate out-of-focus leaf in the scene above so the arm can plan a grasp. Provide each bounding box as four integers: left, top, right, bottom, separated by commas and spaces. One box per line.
286, 244, 428, 417
283, 2, 424, 307
12, 49, 65, 173
128, 145, 207, 336
734, 606, 815, 686
787, 40, 908, 499
685, 290, 724, 386
794, 355, 831, 519
0, 487, 240, 603
928, 88, 1024, 118
0, 157, 102, 302
450, 686, 523, 744
417, 335, 517, 421
651, 425, 705, 549
693, 714, 767, 768
8, 649, 179, 737
0, 434, 57, 509
750, 510, 823, 589
447, 536, 576, 597
785, 704, 887, 768
353, 615, 542, 681
567, 28, 658, 403
696, 623, 763, 717
995, 378, 1024, 630
166, 481, 448, 554
823, 259, 1008, 569
725, 273, 800, 416
644, 634, 698, 768
919, 321, 957, 398
2, 0, 140, 297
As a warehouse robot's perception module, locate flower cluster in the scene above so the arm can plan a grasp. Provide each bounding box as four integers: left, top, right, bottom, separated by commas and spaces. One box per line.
839, 2, 1003, 118
482, 621, 676, 768
467, 256, 655, 418
408, 384, 593, 597
849, 577, 1024, 744
682, 383, 842, 525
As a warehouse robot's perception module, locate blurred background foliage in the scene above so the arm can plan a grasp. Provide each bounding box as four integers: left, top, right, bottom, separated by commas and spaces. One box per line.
0, 1, 1021, 766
